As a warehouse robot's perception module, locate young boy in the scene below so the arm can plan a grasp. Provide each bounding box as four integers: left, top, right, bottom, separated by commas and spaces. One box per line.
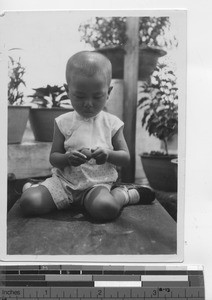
20, 51, 155, 221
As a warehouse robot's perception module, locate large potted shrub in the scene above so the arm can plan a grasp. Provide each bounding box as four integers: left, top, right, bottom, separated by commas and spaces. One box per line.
95, 45, 166, 81
79, 17, 176, 80
28, 84, 73, 142
138, 63, 178, 192
8, 56, 30, 144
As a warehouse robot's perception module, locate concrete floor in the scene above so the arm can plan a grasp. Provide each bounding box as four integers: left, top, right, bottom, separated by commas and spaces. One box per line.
7, 199, 176, 256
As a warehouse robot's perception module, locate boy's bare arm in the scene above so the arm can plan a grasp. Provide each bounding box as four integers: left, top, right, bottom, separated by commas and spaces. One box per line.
109, 127, 130, 166
50, 121, 87, 169
92, 127, 130, 166
49, 121, 68, 169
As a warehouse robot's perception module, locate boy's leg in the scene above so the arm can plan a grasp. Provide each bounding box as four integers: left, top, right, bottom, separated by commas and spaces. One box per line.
20, 175, 75, 216
83, 184, 155, 221
83, 186, 128, 221
20, 185, 57, 217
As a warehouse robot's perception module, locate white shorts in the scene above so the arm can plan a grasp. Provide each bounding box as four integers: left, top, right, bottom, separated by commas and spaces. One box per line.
40, 175, 112, 210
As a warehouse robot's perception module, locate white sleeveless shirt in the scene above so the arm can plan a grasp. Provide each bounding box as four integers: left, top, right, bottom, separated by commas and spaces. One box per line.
52, 110, 124, 191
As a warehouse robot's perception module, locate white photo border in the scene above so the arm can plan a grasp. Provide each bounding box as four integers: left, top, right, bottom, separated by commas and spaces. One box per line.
0, 9, 186, 263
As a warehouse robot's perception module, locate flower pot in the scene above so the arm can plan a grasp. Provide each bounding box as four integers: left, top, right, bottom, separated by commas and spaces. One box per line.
29, 107, 73, 142
138, 47, 166, 81
95, 47, 125, 79
96, 46, 166, 80
140, 154, 177, 192
171, 158, 178, 178
8, 106, 31, 144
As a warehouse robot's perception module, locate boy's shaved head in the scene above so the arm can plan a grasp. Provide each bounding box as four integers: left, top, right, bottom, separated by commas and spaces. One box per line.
66, 51, 112, 86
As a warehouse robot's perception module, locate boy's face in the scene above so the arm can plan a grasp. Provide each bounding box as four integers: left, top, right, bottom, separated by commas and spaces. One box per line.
67, 73, 111, 119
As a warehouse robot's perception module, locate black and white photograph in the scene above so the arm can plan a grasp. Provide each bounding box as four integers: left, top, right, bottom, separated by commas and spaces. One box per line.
1, 10, 186, 261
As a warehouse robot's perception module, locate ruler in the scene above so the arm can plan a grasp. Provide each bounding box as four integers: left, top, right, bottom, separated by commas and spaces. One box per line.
0, 265, 205, 299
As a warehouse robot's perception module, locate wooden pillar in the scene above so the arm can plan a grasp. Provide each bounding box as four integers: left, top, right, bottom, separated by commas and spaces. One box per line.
122, 17, 139, 183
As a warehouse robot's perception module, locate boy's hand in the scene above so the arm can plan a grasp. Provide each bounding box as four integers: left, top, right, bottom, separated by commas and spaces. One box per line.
91, 147, 109, 165
66, 150, 87, 167
80, 148, 93, 160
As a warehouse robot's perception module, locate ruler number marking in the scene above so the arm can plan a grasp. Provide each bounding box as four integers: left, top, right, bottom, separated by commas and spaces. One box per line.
97, 289, 102, 297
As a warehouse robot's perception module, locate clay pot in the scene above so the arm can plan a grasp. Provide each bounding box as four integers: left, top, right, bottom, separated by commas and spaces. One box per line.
96, 46, 167, 81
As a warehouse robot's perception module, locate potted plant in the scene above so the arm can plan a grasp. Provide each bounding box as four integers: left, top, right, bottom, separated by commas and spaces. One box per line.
79, 17, 176, 80
95, 45, 166, 81
28, 84, 73, 142
8, 56, 30, 144
138, 63, 178, 192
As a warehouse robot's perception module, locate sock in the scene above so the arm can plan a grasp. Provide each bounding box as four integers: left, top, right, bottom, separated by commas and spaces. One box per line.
112, 186, 140, 206
128, 189, 140, 204
22, 183, 39, 193
112, 187, 129, 206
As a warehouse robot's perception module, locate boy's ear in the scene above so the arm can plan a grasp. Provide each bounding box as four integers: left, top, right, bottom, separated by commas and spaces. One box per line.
108, 86, 113, 95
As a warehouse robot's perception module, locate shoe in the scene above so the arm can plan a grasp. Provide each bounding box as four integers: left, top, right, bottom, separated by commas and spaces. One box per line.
22, 179, 41, 193
112, 182, 155, 205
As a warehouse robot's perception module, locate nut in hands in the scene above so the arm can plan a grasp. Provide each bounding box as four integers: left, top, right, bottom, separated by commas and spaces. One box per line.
80, 148, 93, 160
